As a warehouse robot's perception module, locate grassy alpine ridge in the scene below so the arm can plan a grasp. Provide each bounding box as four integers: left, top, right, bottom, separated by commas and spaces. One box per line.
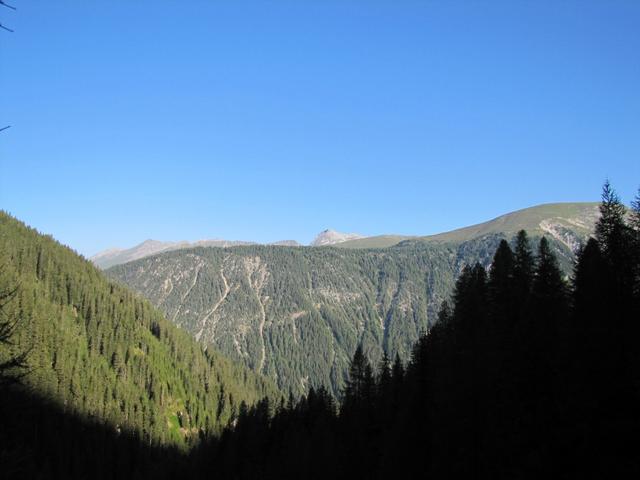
0, 211, 279, 448
108, 203, 595, 397
336, 202, 599, 248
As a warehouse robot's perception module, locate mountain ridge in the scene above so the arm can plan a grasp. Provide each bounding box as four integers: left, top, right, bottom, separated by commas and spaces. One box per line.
93, 202, 599, 269
336, 202, 599, 249
106, 201, 600, 396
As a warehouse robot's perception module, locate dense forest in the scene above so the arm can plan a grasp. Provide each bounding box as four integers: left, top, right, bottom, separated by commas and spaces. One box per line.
108, 205, 591, 397
0, 212, 278, 477
1, 183, 638, 478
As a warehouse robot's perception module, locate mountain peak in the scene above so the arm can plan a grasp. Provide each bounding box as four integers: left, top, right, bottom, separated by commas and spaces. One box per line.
311, 229, 365, 246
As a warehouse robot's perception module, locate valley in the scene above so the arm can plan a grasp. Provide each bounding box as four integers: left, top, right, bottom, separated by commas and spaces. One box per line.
106, 203, 599, 396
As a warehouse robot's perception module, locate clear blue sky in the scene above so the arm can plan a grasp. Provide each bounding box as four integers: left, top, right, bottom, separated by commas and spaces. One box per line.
1, 1, 639, 256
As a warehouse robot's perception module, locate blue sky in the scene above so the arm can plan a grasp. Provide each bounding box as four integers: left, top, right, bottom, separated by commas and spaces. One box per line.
1, 1, 639, 256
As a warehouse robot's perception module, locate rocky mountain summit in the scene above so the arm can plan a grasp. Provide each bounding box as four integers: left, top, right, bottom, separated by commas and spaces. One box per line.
310, 229, 366, 246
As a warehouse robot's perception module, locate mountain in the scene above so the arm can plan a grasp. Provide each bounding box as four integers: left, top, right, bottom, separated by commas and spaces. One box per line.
419, 202, 599, 247
107, 202, 598, 397
91, 238, 256, 269
0, 211, 278, 446
311, 229, 366, 246
92, 231, 363, 270
336, 202, 599, 249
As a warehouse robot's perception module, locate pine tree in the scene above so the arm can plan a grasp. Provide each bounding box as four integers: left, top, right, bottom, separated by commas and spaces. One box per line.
513, 230, 534, 307
376, 351, 391, 401
488, 239, 516, 335
532, 238, 568, 308
595, 180, 628, 257
343, 345, 370, 410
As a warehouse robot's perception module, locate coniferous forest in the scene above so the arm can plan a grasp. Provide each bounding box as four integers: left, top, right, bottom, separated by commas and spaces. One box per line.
1, 182, 639, 479
0, 211, 278, 478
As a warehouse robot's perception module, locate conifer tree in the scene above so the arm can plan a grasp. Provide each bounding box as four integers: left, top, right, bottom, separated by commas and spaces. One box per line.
513, 230, 534, 306
596, 180, 628, 257
593, 183, 637, 379
343, 345, 371, 411
390, 352, 405, 406
377, 351, 391, 402
488, 239, 516, 337
489, 240, 514, 294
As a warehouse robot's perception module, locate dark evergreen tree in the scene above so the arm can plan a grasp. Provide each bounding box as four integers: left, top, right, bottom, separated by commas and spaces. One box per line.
596, 180, 628, 257
342, 344, 369, 412
513, 229, 534, 305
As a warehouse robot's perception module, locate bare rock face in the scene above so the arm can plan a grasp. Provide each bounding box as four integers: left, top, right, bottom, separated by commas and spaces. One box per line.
311, 229, 366, 246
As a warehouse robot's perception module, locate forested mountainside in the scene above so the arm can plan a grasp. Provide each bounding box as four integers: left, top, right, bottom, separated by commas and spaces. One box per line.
108, 212, 588, 397
192, 188, 640, 479
0, 212, 278, 450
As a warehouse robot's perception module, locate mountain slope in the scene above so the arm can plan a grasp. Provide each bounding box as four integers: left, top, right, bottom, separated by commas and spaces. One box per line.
107, 202, 596, 397
337, 202, 599, 249
109, 245, 435, 396
420, 202, 599, 246
0, 211, 278, 446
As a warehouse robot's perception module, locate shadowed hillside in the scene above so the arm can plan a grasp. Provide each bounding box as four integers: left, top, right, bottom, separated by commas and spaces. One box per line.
0, 211, 279, 449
